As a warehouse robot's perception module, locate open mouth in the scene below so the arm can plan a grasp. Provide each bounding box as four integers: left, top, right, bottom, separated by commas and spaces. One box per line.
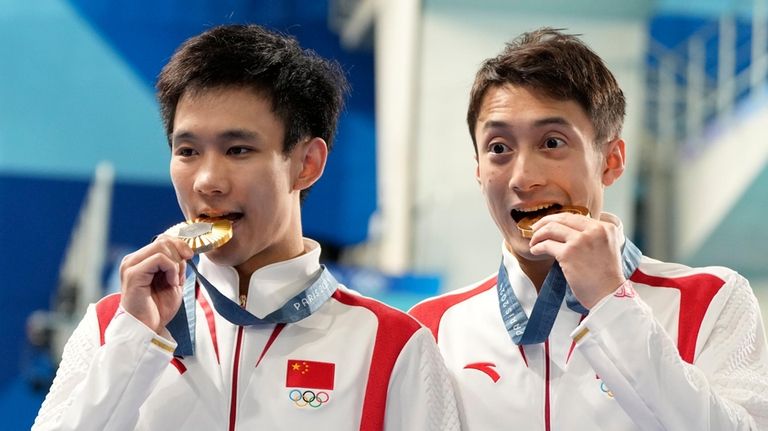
197, 212, 244, 223
511, 204, 590, 238
510, 203, 564, 223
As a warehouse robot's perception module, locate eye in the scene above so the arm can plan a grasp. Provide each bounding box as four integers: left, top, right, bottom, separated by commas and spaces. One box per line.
175, 147, 197, 157
489, 142, 509, 154
227, 146, 252, 156
543, 137, 566, 150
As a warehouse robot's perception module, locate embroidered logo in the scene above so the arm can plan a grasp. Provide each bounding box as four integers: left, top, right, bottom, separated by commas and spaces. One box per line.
286, 359, 335, 408
613, 282, 636, 299
288, 389, 331, 408
596, 374, 614, 398
464, 362, 501, 383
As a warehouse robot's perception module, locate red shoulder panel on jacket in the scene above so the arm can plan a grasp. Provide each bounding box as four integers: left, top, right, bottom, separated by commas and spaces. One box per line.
630, 269, 725, 364
332, 289, 422, 431
95, 293, 122, 346
409, 276, 498, 342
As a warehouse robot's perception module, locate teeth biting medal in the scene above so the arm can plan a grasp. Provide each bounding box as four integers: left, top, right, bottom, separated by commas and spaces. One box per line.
163, 218, 233, 253
517, 205, 590, 238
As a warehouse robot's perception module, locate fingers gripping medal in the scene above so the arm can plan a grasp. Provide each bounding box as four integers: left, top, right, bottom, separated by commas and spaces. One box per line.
164, 219, 233, 253
517, 205, 590, 238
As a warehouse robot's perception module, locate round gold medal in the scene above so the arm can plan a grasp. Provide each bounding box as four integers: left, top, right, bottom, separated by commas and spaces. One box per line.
163, 219, 233, 253
517, 205, 590, 238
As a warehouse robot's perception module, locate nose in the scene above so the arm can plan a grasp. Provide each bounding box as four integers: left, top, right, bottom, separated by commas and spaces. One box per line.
508, 152, 545, 192
193, 154, 229, 196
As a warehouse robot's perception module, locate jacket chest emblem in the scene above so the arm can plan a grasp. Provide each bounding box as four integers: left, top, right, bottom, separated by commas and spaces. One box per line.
286, 359, 335, 408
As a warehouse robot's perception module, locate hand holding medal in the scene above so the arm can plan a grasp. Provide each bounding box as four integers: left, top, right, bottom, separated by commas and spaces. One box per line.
117, 218, 233, 334
163, 218, 234, 254
160, 217, 338, 341
527, 208, 627, 309
517, 205, 590, 238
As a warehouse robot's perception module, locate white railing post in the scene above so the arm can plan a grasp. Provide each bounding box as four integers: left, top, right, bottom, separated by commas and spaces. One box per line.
718, 15, 736, 115
374, 0, 421, 273
658, 55, 677, 146
686, 37, 706, 139
649, 54, 678, 259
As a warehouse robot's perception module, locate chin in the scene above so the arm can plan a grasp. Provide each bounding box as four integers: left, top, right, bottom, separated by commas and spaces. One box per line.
509, 244, 532, 260
202, 247, 239, 267
504, 234, 539, 261
201, 250, 225, 264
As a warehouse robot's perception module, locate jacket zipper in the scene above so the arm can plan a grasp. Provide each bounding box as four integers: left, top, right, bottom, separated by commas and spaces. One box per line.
228, 325, 245, 430
229, 292, 249, 430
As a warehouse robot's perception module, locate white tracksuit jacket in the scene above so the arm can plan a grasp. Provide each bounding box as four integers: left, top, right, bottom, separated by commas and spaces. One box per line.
33, 240, 459, 431
411, 243, 768, 430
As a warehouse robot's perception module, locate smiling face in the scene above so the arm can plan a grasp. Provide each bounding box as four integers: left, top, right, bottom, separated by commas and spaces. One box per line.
474, 84, 624, 263
170, 86, 323, 275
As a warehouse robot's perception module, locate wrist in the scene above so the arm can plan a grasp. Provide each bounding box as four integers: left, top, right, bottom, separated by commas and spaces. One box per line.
585, 278, 632, 311
120, 300, 160, 334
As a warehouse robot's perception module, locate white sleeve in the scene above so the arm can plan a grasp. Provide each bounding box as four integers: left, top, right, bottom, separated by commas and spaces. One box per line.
573, 274, 768, 430
384, 327, 460, 431
32, 305, 177, 431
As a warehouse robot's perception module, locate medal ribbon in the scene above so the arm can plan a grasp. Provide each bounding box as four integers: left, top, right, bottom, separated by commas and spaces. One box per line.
497, 238, 642, 345
167, 258, 338, 356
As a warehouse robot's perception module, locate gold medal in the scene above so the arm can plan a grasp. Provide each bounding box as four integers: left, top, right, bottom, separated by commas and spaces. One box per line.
517, 205, 590, 238
163, 219, 233, 253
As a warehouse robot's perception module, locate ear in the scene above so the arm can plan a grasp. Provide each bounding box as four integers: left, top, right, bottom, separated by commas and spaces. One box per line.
601, 138, 625, 186
293, 137, 328, 192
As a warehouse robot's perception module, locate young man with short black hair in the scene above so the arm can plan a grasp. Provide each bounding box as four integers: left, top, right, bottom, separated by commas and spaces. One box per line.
34, 24, 458, 431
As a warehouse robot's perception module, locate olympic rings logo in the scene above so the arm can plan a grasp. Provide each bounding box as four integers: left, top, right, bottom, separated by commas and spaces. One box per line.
288, 389, 330, 408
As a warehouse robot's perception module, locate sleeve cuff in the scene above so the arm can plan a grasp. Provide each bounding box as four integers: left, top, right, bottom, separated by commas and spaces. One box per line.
106, 307, 178, 356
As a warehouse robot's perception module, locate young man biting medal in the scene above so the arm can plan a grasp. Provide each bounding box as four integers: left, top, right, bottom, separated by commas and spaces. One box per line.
33, 24, 458, 431
410, 28, 768, 430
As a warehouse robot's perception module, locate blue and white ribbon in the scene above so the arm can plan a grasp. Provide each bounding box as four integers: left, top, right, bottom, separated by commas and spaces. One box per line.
497, 239, 642, 345
168, 258, 338, 356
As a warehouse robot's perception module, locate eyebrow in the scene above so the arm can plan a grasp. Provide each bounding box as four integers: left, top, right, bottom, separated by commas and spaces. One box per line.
172, 128, 260, 145
481, 116, 573, 132
532, 116, 572, 128
171, 130, 196, 144
481, 120, 513, 131
218, 129, 259, 142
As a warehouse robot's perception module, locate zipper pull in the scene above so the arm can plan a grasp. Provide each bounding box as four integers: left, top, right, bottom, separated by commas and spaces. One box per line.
239, 294, 247, 308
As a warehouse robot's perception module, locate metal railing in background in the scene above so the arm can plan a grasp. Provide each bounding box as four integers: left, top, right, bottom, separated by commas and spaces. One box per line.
647, 13, 767, 157
641, 3, 768, 260
25, 162, 114, 381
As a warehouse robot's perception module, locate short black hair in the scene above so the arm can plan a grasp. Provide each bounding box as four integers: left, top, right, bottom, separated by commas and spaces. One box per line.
157, 24, 349, 199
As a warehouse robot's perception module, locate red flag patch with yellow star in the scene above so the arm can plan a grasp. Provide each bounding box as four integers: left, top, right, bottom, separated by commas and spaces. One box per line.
286, 359, 335, 390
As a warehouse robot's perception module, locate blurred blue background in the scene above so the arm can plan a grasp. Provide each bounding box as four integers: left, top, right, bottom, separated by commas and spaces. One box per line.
3, 0, 768, 428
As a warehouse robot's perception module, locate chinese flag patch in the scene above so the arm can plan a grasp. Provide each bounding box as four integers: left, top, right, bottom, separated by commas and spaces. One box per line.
286, 359, 335, 390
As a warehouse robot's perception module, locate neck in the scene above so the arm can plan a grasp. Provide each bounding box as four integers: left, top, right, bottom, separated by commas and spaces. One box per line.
235, 237, 307, 297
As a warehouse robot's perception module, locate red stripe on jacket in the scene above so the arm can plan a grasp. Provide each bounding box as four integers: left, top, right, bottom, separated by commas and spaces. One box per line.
630, 269, 725, 363
96, 293, 122, 346
409, 276, 498, 341
332, 289, 422, 431
196, 285, 220, 364
95, 293, 191, 375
